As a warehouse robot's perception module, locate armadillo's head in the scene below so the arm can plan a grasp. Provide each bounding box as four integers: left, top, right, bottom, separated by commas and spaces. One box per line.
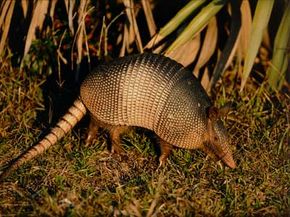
202, 106, 236, 169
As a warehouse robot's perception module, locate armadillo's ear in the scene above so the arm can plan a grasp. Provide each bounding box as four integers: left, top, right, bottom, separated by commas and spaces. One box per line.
218, 103, 231, 117
207, 106, 219, 122
207, 103, 231, 121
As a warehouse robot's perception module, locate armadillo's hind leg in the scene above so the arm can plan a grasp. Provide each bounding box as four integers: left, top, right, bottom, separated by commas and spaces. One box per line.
158, 138, 173, 167
108, 126, 129, 154
85, 117, 100, 146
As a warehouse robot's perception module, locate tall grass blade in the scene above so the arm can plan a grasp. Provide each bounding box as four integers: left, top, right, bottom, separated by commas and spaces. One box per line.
145, 0, 206, 49
267, 1, 290, 90
76, 0, 87, 65
123, 0, 143, 53
64, 0, 74, 34
104, 12, 126, 57
65, 0, 76, 35
119, 24, 128, 57
165, 0, 226, 54
240, 0, 274, 91
141, 0, 156, 37
72, 0, 92, 81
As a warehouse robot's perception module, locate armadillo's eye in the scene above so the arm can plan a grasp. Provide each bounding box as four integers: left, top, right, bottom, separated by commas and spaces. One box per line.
213, 136, 219, 141
213, 135, 220, 143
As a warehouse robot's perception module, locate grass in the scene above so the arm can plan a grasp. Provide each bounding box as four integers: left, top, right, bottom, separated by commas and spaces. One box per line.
0, 55, 289, 216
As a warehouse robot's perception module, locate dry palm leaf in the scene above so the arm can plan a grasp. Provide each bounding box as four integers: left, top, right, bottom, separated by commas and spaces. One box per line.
165, 34, 200, 67
166, 0, 225, 53
267, 1, 290, 90
0, 1, 15, 53
238, 0, 252, 59
208, 0, 242, 91
21, 0, 29, 18
24, 0, 49, 55
201, 67, 211, 90
241, 0, 274, 91
49, 0, 58, 23
145, 0, 205, 50
193, 17, 218, 77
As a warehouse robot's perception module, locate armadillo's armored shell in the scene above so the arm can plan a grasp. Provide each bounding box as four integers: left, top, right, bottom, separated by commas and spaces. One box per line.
80, 53, 211, 148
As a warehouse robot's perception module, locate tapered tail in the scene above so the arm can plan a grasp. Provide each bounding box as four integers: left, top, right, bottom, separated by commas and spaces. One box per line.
0, 99, 86, 180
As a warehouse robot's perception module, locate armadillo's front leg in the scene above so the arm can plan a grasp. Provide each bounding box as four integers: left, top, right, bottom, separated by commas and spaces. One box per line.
108, 126, 129, 154
158, 138, 173, 166
85, 116, 100, 146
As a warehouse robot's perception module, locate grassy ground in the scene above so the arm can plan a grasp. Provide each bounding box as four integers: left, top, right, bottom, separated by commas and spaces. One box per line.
0, 55, 289, 216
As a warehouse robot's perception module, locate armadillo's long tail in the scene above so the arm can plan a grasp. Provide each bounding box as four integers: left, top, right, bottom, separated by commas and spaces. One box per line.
0, 99, 86, 181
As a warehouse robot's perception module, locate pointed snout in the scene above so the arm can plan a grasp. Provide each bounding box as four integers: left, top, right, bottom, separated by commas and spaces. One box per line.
221, 151, 236, 169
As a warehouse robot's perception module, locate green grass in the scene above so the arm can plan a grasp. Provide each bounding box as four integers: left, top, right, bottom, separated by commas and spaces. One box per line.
0, 56, 289, 216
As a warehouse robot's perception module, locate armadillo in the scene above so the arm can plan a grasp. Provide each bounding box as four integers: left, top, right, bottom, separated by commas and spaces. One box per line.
0, 53, 236, 180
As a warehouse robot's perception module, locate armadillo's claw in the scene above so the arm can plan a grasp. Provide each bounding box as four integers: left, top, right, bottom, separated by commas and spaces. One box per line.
156, 160, 163, 171
157, 138, 172, 169
156, 155, 170, 172
158, 155, 167, 167
85, 134, 95, 147
111, 142, 124, 154
108, 125, 128, 155
85, 117, 100, 147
